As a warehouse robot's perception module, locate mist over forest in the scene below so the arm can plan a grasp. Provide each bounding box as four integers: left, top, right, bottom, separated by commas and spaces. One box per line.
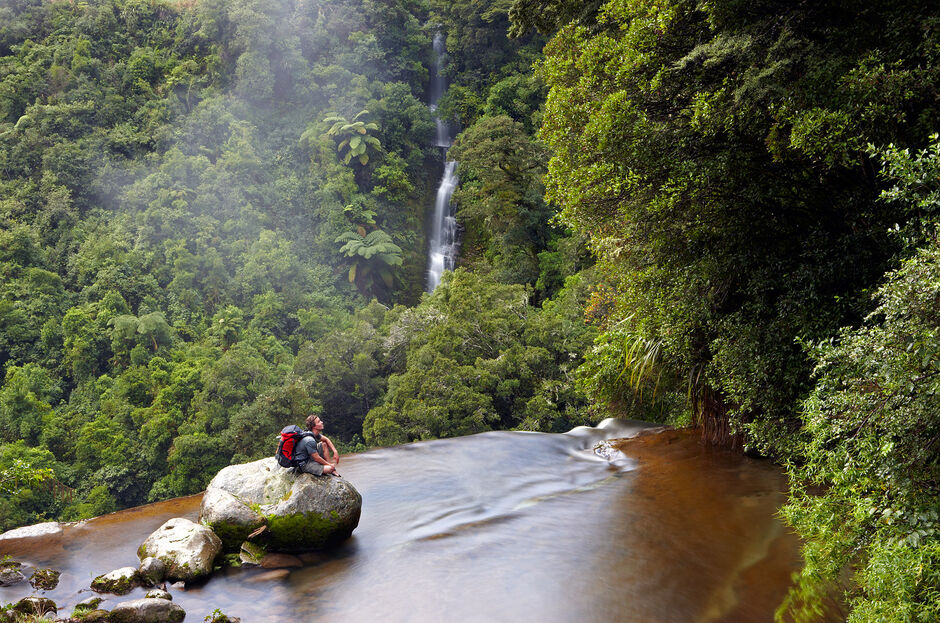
1, 0, 938, 620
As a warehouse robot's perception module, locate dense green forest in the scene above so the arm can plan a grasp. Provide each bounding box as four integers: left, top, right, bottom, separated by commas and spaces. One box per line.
0, 0, 583, 523
0, 0, 938, 621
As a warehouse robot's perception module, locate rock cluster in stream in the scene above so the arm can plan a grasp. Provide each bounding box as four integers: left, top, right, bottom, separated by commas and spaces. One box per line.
0, 592, 206, 623
0, 462, 359, 622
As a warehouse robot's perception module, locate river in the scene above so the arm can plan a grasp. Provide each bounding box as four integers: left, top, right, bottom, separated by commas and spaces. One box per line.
0, 421, 839, 622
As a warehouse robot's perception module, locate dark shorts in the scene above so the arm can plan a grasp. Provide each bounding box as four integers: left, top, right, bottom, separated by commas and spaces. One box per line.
297, 441, 326, 476
297, 461, 324, 476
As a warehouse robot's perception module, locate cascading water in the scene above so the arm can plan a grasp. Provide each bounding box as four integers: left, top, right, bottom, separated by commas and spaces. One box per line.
426, 33, 459, 292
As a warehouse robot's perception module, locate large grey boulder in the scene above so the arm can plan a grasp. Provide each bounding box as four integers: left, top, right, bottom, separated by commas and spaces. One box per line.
199, 457, 361, 551
137, 518, 222, 582
108, 598, 185, 623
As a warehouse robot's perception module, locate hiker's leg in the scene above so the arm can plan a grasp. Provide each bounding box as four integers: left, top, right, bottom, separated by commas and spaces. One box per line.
297, 461, 324, 476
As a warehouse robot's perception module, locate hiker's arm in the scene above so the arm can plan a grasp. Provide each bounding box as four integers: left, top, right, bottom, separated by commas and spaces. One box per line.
310, 450, 331, 466
321, 435, 339, 464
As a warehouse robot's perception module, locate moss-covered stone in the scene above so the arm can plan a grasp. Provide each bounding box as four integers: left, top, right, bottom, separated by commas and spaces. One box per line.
28, 567, 60, 590
204, 610, 241, 623
202, 521, 255, 552
108, 598, 185, 623
73, 608, 110, 622
12, 596, 56, 615
74, 597, 103, 611
238, 541, 265, 566
91, 567, 139, 595
0, 567, 25, 587
0, 556, 20, 570
264, 511, 347, 551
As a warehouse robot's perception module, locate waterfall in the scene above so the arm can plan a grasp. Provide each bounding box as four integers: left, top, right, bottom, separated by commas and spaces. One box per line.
426, 33, 458, 292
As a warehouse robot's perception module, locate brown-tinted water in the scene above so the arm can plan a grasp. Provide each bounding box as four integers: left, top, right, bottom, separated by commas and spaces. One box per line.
1, 421, 832, 622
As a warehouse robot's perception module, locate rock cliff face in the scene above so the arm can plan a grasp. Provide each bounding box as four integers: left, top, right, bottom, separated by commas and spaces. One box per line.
199, 458, 361, 551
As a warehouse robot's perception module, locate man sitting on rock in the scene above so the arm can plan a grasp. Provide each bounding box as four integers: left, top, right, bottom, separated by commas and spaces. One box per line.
295, 415, 340, 476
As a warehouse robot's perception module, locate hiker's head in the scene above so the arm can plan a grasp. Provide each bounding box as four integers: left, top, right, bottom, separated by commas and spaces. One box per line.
305, 415, 324, 431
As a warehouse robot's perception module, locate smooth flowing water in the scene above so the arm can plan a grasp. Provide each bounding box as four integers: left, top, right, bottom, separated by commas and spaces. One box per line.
0, 421, 840, 622
426, 33, 459, 292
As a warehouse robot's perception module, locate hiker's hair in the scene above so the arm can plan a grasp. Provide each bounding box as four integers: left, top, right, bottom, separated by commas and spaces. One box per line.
305, 414, 319, 430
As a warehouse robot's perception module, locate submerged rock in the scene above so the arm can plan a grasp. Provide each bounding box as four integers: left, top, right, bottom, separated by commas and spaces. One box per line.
199, 457, 361, 552
137, 518, 222, 582
246, 568, 290, 582
108, 597, 185, 623
91, 566, 139, 594
260, 553, 302, 569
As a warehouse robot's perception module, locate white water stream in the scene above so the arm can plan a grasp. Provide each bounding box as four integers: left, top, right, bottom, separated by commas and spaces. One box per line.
426, 33, 459, 292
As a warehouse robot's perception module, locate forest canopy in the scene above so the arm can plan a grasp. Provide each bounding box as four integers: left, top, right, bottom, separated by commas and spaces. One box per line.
0, 0, 574, 530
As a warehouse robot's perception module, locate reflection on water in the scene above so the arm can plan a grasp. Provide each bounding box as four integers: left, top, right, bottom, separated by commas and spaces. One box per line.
1, 420, 834, 622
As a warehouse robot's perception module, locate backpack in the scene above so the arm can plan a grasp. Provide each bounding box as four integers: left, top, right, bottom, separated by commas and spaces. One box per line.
275, 425, 316, 468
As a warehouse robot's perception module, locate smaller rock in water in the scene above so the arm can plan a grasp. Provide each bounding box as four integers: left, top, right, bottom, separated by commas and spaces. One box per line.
145, 588, 172, 600
72, 609, 110, 623
137, 517, 222, 582
13, 596, 57, 615
169, 581, 186, 590
238, 541, 265, 566
29, 567, 60, 590
108, 598, 185, 623
91, 566, 139, 594
297, 551, 325, 564
260, 553, 302, 569
137, 556, 166, 586
74, 596, 103, 610
0, 566, 26, 587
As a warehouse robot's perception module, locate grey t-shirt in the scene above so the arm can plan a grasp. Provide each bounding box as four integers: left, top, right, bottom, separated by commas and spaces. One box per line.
294, 433, 323, 464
